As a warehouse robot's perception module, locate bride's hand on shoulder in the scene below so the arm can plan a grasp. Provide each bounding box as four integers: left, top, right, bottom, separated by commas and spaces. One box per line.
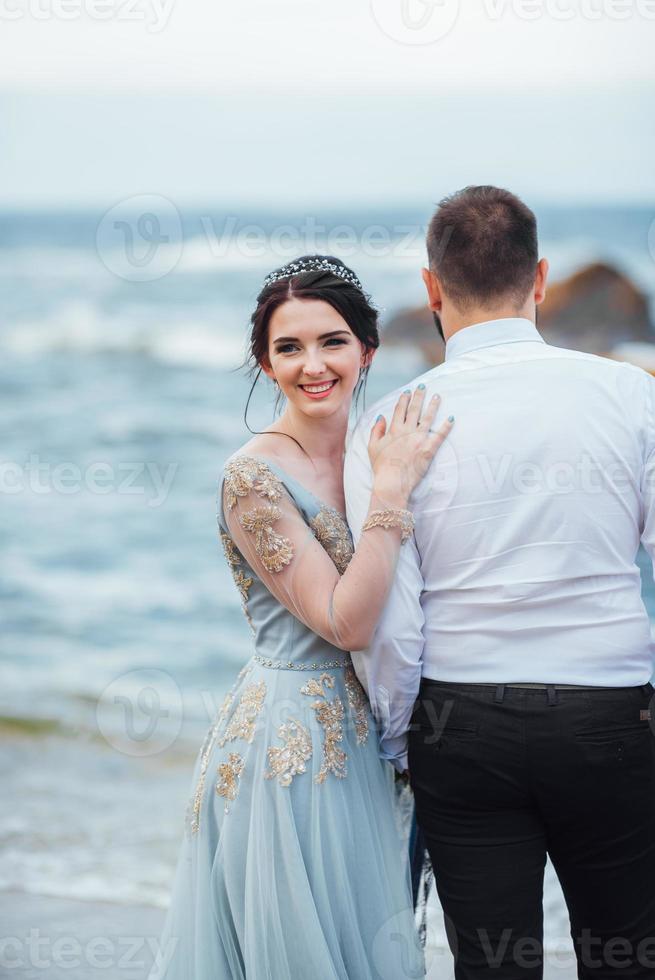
368, 386, 454, 505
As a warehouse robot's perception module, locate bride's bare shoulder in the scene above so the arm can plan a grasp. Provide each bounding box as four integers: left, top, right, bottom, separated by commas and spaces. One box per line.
228, 431, 299, 467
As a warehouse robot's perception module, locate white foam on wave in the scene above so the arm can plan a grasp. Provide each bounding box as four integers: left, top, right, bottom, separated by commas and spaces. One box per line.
0, 300, 246, 368
0, 827, 176, 909
5, 548, 214, 616
153, 324, 246, 368
2, 301, 115, 355
0, 724, 193, 908
0, 866, 171, 908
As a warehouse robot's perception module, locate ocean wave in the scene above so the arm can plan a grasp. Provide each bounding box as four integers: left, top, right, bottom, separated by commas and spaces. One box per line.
1, 237, 653, 367
6, 551, 205, 613
0, 302, 247, 368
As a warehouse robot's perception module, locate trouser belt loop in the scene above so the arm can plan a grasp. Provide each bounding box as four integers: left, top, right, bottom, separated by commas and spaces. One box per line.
494, 684, 505, 703
547, 684, 558, 706
641, 684, 653, 698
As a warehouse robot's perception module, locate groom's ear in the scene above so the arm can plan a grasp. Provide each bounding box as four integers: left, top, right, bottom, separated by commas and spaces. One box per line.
421, 267, 442, 311
534, 258, 549, 305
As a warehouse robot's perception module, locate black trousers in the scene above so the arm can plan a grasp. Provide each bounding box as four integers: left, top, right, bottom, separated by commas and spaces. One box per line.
408, 679, 655, 978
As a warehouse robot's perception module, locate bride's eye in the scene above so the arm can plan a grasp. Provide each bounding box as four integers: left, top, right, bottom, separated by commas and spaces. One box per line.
275, 338, 347, 354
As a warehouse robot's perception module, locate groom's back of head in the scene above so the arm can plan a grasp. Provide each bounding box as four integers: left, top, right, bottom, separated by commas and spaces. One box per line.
427, 185, 538, 312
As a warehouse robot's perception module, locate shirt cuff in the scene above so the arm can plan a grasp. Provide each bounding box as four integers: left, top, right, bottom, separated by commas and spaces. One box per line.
379, 734, 408, 773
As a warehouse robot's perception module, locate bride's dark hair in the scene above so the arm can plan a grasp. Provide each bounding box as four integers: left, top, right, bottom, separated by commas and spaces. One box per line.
242, 255, 380, 439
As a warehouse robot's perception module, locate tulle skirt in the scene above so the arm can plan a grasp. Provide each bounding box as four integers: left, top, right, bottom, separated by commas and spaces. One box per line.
148, 657, 425, 980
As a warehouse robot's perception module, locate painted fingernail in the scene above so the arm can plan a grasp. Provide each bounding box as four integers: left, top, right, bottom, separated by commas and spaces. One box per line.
448, 415, 455, 422
403, 388, 411, 395
376, 414, 383, 422
417, 383, 425, 390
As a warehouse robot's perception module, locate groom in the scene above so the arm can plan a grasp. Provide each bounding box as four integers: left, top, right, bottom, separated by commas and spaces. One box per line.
345, 185, 655, 978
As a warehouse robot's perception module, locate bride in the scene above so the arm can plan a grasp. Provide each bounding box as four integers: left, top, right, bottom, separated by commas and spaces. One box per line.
150, 255, 453, 979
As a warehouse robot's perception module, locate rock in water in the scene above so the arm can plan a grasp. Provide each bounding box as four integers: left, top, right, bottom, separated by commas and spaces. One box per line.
538, 262, 652, 353
382, 262, 653, 367
382, 305, 444, 365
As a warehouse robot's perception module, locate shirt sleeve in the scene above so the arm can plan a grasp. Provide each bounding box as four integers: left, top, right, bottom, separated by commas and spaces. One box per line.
344, 418, 426, 773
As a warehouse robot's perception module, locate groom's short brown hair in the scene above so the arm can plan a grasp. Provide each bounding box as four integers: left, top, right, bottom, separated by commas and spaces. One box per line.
426, 186, 538, 310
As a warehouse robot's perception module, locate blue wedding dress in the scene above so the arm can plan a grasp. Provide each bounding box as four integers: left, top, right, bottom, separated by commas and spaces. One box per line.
149, 454, 425, 980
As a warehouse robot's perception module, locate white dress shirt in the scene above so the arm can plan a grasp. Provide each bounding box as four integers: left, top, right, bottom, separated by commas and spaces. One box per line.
344, 317, 655, 771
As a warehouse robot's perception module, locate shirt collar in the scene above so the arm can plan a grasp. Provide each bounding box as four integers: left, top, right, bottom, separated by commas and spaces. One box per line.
444, 317, 546, 362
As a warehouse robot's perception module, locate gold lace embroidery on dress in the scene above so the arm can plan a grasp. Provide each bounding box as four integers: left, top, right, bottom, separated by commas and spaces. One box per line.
217, 689, 235, 722
186, 720, 221, 836
300, 673, 346, 783
218, 680, 267, 747
239, 504, 294, 573
220, 529, 240, 569
309, 507, 354, 575
264, 719, 313, 787
185, 664, 253, 836
223, 456, 284, 511
344, 664, 369, 745
219, 530, 254, 631
299, 672, 335, 698
216, 753, 245, 813
223, 456, 294, 575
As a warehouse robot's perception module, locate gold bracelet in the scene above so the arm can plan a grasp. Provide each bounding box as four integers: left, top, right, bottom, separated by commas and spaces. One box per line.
361, 508, 415, 544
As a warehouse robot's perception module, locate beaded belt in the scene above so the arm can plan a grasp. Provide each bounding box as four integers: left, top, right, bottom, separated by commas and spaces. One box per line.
253, 655, 350, 671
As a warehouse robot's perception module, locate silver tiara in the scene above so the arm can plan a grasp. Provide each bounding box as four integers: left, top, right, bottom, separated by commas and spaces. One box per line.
261, 258, 364, 292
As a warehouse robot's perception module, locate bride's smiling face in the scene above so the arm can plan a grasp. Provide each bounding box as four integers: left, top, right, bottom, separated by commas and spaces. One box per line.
262, 298, 370, 418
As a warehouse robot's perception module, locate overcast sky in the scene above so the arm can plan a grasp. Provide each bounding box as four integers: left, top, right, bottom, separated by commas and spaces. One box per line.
0, 0, 653, 206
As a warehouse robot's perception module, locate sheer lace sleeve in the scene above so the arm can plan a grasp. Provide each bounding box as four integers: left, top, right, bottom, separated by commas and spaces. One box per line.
221, 456, 412, 652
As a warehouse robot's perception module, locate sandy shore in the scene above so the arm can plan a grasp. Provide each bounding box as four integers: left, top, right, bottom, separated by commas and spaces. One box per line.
1, 890, 578, 979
